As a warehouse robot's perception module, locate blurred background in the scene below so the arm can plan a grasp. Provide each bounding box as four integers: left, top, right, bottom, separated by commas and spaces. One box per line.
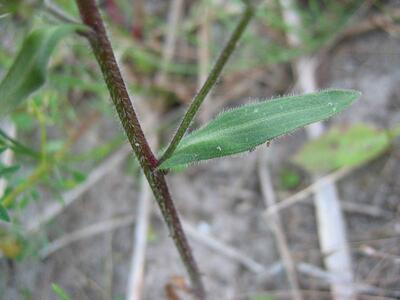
0, 0, 399, 299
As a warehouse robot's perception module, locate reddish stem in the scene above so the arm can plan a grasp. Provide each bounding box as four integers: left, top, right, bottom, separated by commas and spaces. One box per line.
74, 0, 205, 298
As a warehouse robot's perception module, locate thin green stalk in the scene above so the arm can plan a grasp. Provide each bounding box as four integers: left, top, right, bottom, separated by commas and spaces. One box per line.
159, 3, 254, 165
2, 163, 48, 208
74, 0, 205, 298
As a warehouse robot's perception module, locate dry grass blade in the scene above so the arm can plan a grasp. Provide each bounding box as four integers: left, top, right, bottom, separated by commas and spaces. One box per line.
126, 96, 158, 300
27, 144, 131, 232
183, 220, 265, 273
340, 7, 400, 40
197, 1, 212, 123
39, 214, 135, 259
126, 176, 152, 300
258, 151, 303, 300
156, 0, 184, 87
279, 1, 356, 298
266, 167, 352, 215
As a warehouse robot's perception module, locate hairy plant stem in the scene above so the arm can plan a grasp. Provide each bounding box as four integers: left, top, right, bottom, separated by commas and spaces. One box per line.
74, 0, 205, 298
159, 3, 254, 165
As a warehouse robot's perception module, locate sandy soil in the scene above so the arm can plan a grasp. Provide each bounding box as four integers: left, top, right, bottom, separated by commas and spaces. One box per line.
1, 5, 400, 300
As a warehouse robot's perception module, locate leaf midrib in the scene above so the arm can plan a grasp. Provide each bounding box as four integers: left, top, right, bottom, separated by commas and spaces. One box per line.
178, 102, 332, 150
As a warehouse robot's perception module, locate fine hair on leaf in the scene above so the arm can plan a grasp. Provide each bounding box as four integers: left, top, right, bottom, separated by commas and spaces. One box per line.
159, 89, 360, 170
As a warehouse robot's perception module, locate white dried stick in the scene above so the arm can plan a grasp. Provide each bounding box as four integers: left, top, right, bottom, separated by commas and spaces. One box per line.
26, 144, 131, 232
183, 220, 265, 274
258, 151, 303, 300
279, 1, 355, 299
39, 214, 135, 258
156, 0, 184, 86
126, 176, 152, 300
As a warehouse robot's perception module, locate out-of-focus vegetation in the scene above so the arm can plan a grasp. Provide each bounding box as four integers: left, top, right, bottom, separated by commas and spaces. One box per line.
0, 0, 398, 299
0, 0, 367, 228
294, 123, 400, 173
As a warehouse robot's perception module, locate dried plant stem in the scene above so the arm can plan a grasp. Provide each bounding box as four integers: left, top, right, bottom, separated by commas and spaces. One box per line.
127, 103, 158, 300
265, 167, 354, 216
156, 0, 184, 86
27, 145, 131, 232
126, 176, 152, 300
182, 220, 265, 273
258, 151, 303, 300
74, 0, 204, 298
39, 214, 136, 259
279, 1, 355, 299
197, 2, 214, 123
159, 3, 254, 164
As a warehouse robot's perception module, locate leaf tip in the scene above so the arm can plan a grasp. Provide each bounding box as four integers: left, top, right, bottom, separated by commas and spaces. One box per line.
325, 88, 361, 105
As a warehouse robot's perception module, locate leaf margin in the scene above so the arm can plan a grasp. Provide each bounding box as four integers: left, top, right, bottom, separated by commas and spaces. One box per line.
0, 24, 87, 118
159, 89, 361, 170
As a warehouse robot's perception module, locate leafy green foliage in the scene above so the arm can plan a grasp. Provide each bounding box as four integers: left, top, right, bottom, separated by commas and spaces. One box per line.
0, 127, 39, 157
298, 0, 363, 51
0, 203, 10, 222
0, 24, 85, 118
159, 89, 360, 170
52, 283, 73, 300
293, 124, 396, 172
0, 164, 20, 177
205, 1, 364, 71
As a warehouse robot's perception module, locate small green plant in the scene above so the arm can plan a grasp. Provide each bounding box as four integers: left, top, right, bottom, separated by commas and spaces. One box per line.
294, 123, 399, 172
0, 0, 360, 298
52, 283, 73, 300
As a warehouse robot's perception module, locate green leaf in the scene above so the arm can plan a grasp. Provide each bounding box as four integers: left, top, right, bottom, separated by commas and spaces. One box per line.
159, 89, 360, 170
0, 128, 39, 158
12, 113, 35, 131
71, 170, 87, 183
51, 283, 73, 300
293, 123, 392, 172
0, 164, 20, 177
0, 24, 86, 118
0, 203, 10, 222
